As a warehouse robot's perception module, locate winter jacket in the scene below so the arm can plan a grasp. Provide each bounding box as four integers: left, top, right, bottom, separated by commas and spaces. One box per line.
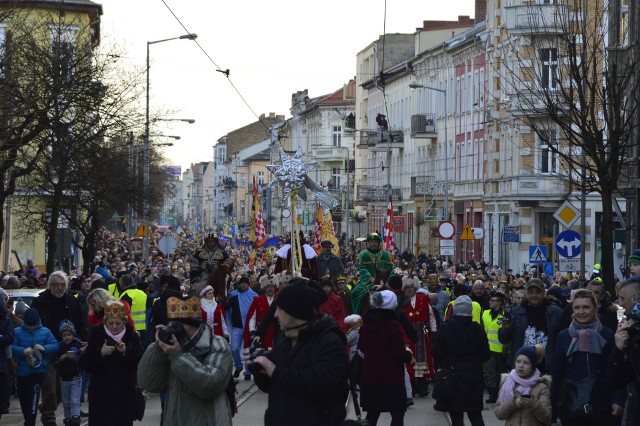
607, 345, 640, 426
138, 323, 232, 426
494, 374, 552, 425
498, 300, 562, 371
551, 326, 625, 420
31, 290, 88, 341
254, 314, 349, 426
78, 323, 142, 426
11, 321, 59, 377
144, 288, 183, 347
432, 315, 490, 413
54, 338, 84, 380
359, 308, 412, 413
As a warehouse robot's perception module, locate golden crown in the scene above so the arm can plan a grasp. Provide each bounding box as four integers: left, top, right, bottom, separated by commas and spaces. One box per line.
167, 296, 201, 320
104, 300, 127, 319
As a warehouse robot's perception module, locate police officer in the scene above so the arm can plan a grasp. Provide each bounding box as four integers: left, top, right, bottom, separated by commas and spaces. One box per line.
316, 240, 344, 282
481, 291, 506, 403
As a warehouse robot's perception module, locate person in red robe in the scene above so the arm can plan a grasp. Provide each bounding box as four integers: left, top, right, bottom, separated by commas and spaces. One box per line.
400, 275, 437, 398
273, 230, 317, 280
243, 275, 279, 350
318, 279, 347, 333
199, 284, 228, 338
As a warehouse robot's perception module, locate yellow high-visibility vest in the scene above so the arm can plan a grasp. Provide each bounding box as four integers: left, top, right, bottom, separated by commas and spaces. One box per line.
482, 309, 504, 353
108, 282, 120, 299
120, 288, 147, 331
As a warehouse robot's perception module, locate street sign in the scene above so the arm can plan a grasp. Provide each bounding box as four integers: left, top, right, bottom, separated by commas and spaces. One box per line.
460, 224, 475, 240
529, 245, 547, 263
440, 239, 455, 248
556, 230, 581, 258
440, 247, 455, 256
503, 226, 520, 243
554, 201, 581, 228
471, 228, 484, 239
135, 222, 148, 238
438, 221, 455, 239
559, 258, 580, 272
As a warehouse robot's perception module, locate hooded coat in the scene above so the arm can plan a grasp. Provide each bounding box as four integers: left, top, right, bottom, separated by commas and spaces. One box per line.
138, 323, 232, 426
254, 314, 349, 426
432, 315, 490, 413
11, 321, 59, 377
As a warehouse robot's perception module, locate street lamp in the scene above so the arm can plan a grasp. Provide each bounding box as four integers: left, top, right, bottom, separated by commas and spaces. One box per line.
144, 33, 197, 263
409, 83, 449, 222
153, 118, 196, 124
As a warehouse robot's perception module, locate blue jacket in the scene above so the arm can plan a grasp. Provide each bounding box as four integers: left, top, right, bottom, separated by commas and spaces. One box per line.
12, 321, 60, 377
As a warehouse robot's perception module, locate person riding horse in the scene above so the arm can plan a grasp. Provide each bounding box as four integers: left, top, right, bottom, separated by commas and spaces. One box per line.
190, 233, 233, 282
351, 233, 394, 315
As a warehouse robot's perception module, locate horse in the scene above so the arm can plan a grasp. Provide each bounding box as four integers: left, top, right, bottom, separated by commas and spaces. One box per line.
358, 267, 391, 317
206, 258, 236, 305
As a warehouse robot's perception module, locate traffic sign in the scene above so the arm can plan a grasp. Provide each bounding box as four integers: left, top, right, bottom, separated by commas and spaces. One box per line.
559, 258, 580, 272
471, 228, 484, 239
554, 201, 581, 228
440, 247, 455, 256
529, 245, 547, 263
503, 226, 520, 243
460, 224, 475, 240
438, 221, 455, 239
440, 239, 455, 248
556, 230, 581, 258
135, 222, 148, 238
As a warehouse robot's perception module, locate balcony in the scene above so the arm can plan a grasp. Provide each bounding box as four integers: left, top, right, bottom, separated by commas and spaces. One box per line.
507, 90, 567, 118
313, 146, 348, 160
410, 114, 436, 137
504, 2, 569, 35
357, 185, 402, 202
411, 175, 436, 198
357, 128, 404, 151
219, 177, 237, 190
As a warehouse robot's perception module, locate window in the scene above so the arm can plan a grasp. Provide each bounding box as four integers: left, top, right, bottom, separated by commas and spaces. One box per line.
218, 148, 226, 162
539, 129, 559, 174
240, 173, 246, 189
540, 48, 558, 90
332, 125, 342, 146
331, 167, 340, 189
241, 201, 245, 218
50, 25, 77, 85
258, 171, 264, 186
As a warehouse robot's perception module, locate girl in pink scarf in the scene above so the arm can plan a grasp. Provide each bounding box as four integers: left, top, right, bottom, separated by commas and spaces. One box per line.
495, 345, 552, 425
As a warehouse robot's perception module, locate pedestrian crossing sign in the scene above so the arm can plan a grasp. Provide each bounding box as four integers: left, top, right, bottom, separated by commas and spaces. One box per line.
529, 245, 547, 264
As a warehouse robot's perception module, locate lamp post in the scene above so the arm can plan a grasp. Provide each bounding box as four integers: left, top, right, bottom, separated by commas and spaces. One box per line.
144, 33, 197, 263
409, 83, 448, 222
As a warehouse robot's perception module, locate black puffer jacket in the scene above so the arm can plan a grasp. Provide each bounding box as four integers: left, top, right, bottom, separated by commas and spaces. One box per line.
31, 290, 88, 341
607, 344, 640, 426
255, 314, 349, 426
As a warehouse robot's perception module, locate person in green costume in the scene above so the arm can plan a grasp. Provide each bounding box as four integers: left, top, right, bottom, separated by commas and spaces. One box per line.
351, 233, 394, 315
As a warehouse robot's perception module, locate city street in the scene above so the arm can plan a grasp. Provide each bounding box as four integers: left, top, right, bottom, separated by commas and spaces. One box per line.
1, 379, 507, 425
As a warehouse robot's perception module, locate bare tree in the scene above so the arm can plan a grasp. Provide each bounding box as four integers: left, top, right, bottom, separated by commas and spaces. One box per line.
495, 0, 639, 293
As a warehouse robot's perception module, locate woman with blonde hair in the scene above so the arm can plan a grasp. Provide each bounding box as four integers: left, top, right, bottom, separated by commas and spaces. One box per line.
87, 288, 134, 328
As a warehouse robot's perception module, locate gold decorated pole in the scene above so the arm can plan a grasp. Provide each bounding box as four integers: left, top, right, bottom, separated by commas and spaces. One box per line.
290, 190, 302, 276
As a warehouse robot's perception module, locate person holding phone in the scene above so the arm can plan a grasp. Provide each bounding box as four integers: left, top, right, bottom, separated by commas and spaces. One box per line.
494, 345, 552, 425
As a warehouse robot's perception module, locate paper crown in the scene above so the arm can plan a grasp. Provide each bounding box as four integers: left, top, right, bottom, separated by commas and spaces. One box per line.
167, 296, 201, 320
104, 300, 127, 319
260, 275, 279, 289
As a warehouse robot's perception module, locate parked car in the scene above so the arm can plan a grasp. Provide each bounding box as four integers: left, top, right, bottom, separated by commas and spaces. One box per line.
6, 288, 45, 308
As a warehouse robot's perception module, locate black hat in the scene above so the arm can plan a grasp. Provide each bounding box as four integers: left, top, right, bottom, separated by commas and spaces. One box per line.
489, 291, 505, 300
24, 308, 40, 326
276, 280, 319, 320
387, 275, 403, 290
238, 275, 250, 285
321, 240, 334, 248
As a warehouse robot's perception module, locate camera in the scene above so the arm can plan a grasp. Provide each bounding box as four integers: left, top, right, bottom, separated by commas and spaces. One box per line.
246, 343, 270, 376
158, 321, 187, 345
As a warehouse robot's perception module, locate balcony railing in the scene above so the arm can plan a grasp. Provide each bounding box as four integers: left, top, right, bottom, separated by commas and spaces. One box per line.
357, 128, 404, 151
504, 2, 569, 35
410, 114, 436, 136
313, 146, 348, 160
411, 175, 436, 197
357, 185, 402, 202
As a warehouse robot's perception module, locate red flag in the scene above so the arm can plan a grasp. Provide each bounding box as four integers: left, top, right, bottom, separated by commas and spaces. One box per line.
384, 195, 397, 254
250, 176, 267, 248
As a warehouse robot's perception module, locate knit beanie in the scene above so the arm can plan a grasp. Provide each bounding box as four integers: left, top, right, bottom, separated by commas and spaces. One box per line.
14, 299, 28, 315
276, 280, 318, 321
546, 286, 563, 301
387, 275, 403, 290
371, 290, 398, 310
59, 319, 76, 337
629, 249, 640, 265
24, 307, 40, 326
515, 344, 545, 366
453, 283, 469, 298
453, 295, 472, 316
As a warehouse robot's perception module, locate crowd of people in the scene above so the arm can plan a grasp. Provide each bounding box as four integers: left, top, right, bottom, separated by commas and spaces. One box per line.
0, 226, 638, 426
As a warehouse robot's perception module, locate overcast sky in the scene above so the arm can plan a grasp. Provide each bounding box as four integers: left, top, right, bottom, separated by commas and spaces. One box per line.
100, 0, 477, 171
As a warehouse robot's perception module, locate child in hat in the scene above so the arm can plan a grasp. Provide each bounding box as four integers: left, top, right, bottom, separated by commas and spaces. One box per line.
11, 308, 59, 426
54, 320, 85, 426
494, 345, 552, 425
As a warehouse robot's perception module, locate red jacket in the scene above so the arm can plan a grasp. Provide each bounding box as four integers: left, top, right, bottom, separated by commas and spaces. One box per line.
318, 293, 347, 333
243, 294, 276, 349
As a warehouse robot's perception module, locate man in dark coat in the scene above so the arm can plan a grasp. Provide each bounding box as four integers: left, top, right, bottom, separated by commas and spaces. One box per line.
432, 296, 490, 425
144, 275, 183, 347
31, 271, 88, 426
252, 279, 348, 426
316, 240, 344, 282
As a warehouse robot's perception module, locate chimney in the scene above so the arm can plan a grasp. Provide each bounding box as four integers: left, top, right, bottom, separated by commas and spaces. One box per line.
475, 0, 487, 23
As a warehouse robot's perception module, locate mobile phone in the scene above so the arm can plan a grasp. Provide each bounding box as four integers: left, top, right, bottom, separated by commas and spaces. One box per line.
520, 394, 531, 399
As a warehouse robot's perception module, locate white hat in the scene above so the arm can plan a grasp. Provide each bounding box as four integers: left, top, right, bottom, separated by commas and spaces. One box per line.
260, 275, 279, 289
402, 275, 420, 289
371, 290, 398, 310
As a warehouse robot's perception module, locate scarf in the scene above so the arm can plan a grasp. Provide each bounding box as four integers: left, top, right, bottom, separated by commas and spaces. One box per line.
497, 369, 542, 404
103, 324, 126, 343
201, 298, 217, 326
566, 318, 607, 359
